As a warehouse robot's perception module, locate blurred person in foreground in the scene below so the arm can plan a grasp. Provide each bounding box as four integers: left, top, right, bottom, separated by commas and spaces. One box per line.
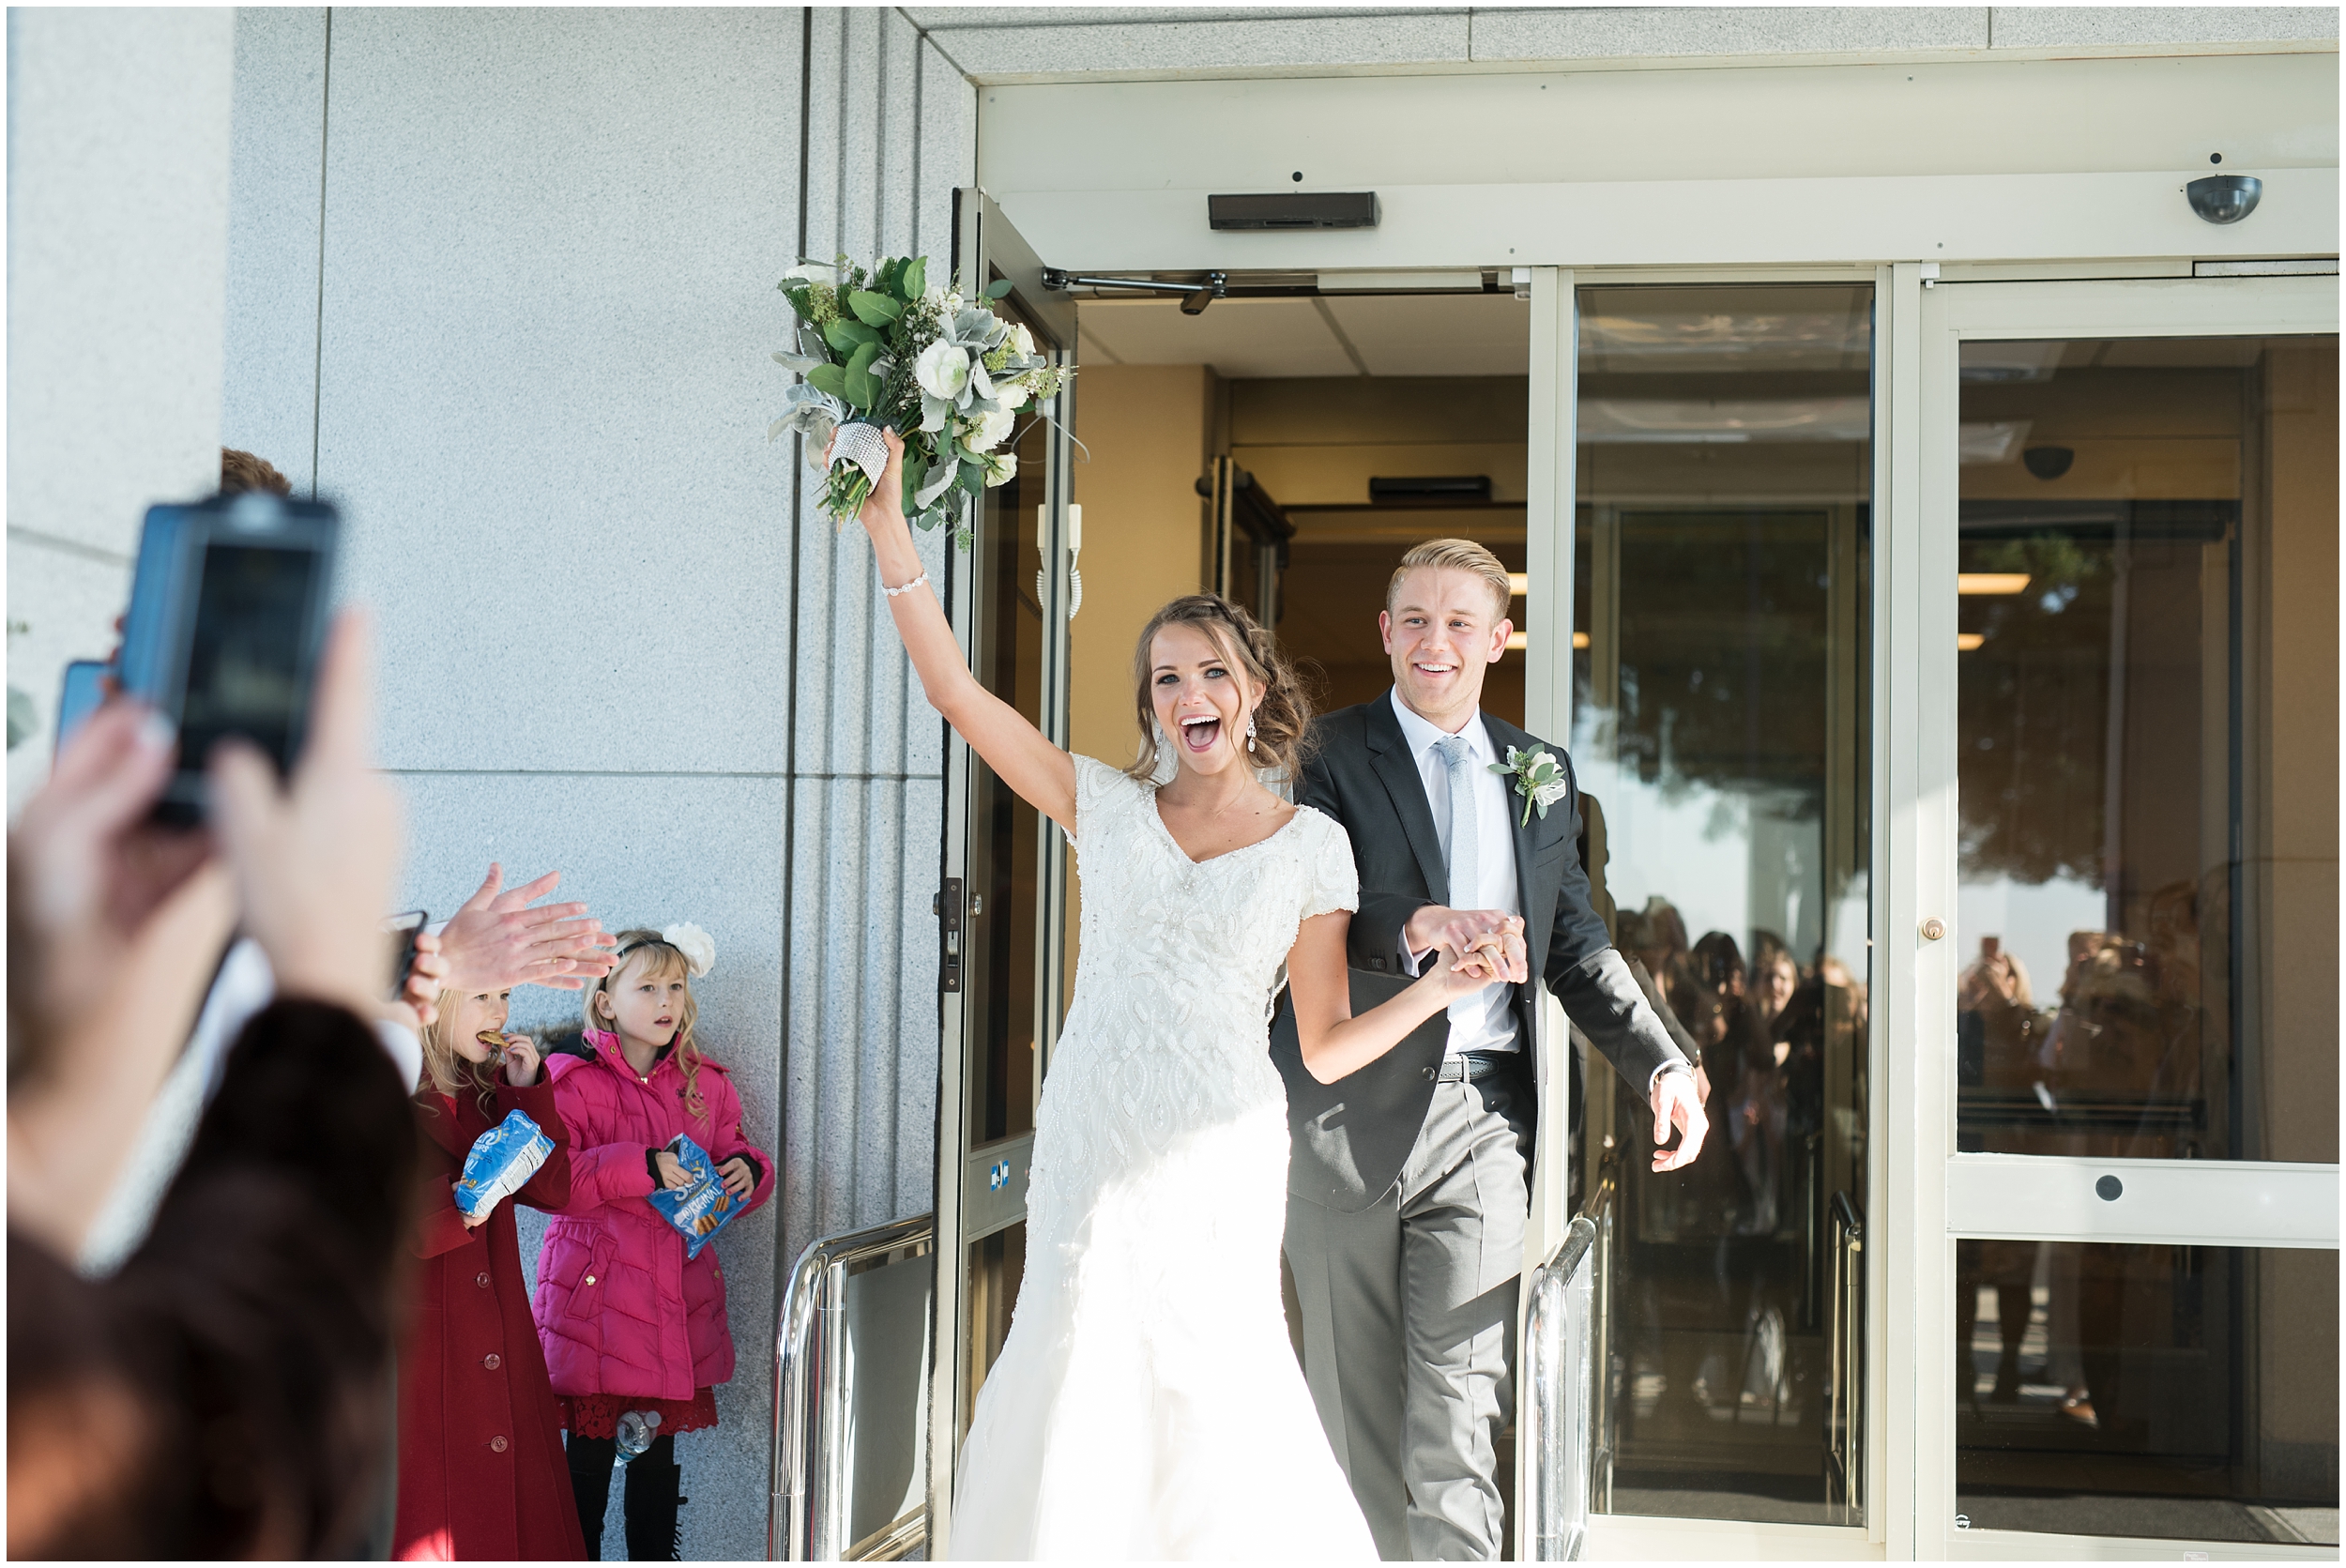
8, 613, 426, 1559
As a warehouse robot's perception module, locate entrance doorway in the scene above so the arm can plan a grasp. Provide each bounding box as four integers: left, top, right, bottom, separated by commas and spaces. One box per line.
1915, 275, 2339, 1560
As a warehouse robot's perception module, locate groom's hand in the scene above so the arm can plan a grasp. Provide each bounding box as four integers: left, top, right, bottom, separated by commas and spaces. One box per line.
1403, 906, 1528, 984
1649, 1066, 1709, 1172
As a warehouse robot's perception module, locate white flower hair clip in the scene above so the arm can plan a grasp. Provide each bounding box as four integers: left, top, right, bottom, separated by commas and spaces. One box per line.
660, 921, 717, 979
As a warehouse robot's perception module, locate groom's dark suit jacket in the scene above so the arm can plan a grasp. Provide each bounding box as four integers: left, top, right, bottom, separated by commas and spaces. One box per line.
1270, 697, 1685, 1211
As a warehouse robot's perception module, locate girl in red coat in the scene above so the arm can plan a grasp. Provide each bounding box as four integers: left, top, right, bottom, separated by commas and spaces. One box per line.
395, 983, 586, 1561
536, 925, 774, 1560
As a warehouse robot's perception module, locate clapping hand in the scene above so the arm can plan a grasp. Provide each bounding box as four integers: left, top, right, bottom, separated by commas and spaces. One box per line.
439, 864, 614, 992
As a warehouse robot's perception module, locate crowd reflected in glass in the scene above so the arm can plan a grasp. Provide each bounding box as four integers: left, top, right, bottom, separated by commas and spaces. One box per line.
1573, 284, 1873, 1525
1952, 335, 2338, 1545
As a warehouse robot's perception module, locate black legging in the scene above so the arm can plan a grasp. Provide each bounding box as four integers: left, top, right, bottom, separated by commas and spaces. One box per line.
565, 1432, 679, 1561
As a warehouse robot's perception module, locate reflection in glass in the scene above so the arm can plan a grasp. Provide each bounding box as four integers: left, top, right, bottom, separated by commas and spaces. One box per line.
1573, 285, 1872, 1526
963, 326, 1059, 1153
962, 1224, 1026, 1433
957, 298, 1059, 1434
1955, 338, 2340, 1165
1956, 1242, 2338, 1545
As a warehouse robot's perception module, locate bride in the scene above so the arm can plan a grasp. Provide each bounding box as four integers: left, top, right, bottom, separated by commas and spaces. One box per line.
852, 432, 1502, 1560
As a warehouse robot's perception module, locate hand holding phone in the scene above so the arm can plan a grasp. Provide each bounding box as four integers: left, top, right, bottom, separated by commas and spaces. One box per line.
116, 491, 339, 825
385, 909, 428, 1001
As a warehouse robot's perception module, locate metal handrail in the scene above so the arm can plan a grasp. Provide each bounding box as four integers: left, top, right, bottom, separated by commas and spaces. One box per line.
1521, 1163, 1616, 1561
1825, 1192, 1865, 1524
769, 1212, 934, 1561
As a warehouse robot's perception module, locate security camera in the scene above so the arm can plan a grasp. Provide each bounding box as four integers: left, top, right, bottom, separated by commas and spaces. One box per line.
2023, 447, 2075, 480
2186, 175, 2262, 225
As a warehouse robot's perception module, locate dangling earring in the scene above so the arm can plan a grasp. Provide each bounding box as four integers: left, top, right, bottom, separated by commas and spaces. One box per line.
1153, 716, 1173, 755
1246, 711, 1258, 753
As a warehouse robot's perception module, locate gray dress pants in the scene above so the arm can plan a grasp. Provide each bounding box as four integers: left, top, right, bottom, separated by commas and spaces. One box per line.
1285, 1073, 1531, 1561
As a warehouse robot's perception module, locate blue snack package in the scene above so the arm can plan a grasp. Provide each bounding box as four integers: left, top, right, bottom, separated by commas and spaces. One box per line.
454, 1109, 554, 1222
646, 1134, 742, 1260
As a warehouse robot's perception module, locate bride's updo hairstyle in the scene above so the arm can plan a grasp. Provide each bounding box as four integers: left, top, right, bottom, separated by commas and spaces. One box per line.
1125, 594, 1314, 784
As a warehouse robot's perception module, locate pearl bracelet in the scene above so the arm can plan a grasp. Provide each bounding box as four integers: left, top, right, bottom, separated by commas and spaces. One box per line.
881, 571, 928, 599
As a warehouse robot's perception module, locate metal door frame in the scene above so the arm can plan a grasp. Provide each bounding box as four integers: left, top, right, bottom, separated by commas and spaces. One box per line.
1907, 271, 2340, 1562
926, 189, 1080, 1557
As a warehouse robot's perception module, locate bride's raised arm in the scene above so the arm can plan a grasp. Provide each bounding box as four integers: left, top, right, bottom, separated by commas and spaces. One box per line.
855, 427, 1078, 832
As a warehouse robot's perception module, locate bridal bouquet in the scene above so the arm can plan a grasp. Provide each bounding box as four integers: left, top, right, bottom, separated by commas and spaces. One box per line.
769, 255, 1068, 549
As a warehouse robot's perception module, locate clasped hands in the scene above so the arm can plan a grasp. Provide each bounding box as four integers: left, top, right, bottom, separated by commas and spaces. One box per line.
1400, 903, 1708, 1172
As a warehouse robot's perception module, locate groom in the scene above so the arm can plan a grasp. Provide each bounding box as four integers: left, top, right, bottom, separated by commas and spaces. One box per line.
1271, 538, 1709, 1560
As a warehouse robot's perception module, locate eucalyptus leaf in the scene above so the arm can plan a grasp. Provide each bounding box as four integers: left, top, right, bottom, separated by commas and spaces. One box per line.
914, 457, 958, 510
903, 257, 927, 298
986, 279, 1015, 299
824, 318, 877, 353
845, 367, 877, 409
806, 362, 848, 400
848, 290, 903, 327
960, 460, 986, 495
845, 341, 882, 377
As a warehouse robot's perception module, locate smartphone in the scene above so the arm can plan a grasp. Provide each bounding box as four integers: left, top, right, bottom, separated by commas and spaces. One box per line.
385, 908, 428, 1002
53, 659, 112, 757
115, 492, 340, 824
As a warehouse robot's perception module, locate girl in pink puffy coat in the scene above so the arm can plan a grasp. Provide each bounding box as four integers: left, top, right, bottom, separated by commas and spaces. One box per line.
534, 925, 773, 1560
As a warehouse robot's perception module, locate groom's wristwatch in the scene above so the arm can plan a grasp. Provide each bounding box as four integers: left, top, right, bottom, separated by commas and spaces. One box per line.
1648, 1058, 1696, 1092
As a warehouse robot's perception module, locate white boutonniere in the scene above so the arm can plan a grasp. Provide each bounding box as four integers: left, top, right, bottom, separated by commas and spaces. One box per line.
1490, 745, 1570, 828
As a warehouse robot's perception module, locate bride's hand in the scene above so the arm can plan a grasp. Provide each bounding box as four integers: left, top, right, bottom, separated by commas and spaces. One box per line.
852, 427, 908, 534
1426, 936, 1503, 1000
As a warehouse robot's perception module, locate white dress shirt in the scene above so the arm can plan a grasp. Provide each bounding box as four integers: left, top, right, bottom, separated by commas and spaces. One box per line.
1389, 688, 1523, 1057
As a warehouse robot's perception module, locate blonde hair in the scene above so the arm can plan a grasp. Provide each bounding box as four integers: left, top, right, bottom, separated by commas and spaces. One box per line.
585, 929, 708, 1118
1124, 594, 1314, 785
419, 991, 503, 1115
1387, 538, 1513, 622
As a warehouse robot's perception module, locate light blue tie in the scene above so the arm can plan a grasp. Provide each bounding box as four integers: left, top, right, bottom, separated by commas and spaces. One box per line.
1436, 735, 1477, 908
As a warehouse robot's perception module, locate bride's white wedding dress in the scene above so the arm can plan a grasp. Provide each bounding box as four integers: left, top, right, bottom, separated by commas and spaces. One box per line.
950, 757, 1378, 1560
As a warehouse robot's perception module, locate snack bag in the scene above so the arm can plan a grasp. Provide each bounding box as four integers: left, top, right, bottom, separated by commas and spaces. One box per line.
454, 1109, 555, 1222
646, 1134, 741, 1260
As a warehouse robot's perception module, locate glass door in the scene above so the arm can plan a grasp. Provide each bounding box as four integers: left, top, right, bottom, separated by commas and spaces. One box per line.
1571, 282, 1878, 1535
1917, 276, 2338, 1556
927, 190, 1077, 1554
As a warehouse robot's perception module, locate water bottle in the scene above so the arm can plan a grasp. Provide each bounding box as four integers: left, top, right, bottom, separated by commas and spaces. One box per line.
614, 1408, 662, 1465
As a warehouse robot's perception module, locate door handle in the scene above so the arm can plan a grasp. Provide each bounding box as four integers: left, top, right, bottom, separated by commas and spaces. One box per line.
1036, 504, 1083, 620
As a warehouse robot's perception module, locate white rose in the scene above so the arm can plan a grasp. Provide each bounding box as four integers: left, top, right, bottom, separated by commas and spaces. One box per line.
995, 379, 1031, 411
660, 921, 718, 979
983, 450, 1018, 488
914, 341, 971, 402
963, 406, 1016, 453
1009, 323, 1037, 358
784, 262, 836, 286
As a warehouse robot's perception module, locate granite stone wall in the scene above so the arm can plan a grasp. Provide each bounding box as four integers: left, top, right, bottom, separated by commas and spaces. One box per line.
219, 8, 967, 1556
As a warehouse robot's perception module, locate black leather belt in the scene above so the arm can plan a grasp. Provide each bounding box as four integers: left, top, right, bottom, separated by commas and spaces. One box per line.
1436, 1051, 1515, 1084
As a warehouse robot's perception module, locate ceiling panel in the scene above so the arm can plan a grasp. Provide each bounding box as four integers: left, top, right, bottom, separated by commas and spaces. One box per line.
1321, 292, 1531, 376
1074, 297, 1355, 378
